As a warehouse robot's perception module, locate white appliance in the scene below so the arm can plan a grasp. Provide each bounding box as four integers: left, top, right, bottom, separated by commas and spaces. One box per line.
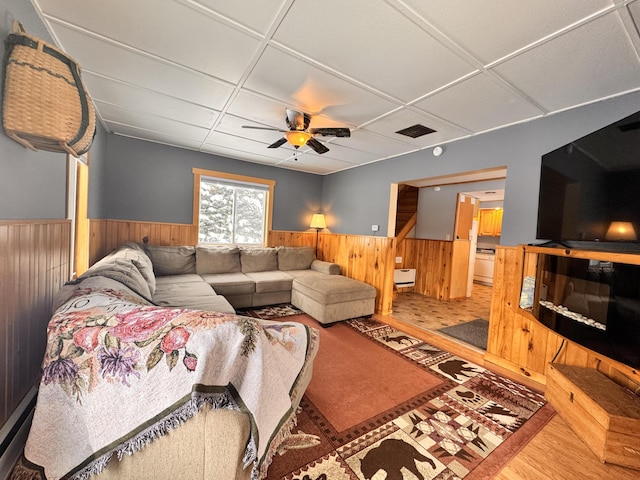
474, 253, 495, 285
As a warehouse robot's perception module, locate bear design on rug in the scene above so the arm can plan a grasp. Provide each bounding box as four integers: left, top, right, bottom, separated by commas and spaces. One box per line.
437, 359, 478, 381
360, 438, 436, 480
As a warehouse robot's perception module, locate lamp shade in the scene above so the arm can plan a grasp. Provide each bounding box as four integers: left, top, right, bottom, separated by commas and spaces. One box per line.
310, 213, 326, 229
286, 130, 311, 148
605, 221, 637, 241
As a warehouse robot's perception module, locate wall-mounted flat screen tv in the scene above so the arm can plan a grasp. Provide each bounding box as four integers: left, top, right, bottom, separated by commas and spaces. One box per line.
536, 110, 640, 246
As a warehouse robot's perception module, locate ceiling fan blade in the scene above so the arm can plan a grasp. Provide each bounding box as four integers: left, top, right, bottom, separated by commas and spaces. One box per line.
310, 127, 351, 138
306, 137, 329, 154
242, 125, 286, 132
268, 138, 287, 149
286, 109, 310, 130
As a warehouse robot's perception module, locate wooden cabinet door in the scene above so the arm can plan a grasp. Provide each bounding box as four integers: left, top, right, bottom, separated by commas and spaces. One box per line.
478, 208, 503, 236
478, 210, 495, 236
494, 209, 503, 235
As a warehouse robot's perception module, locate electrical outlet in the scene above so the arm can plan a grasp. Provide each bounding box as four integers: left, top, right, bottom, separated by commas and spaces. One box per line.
371, 224, 379, 232
395, 256, 402, 263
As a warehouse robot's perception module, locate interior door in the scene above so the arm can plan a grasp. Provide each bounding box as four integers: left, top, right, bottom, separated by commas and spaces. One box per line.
454, 193, 475, 240
451, 194, 476, 298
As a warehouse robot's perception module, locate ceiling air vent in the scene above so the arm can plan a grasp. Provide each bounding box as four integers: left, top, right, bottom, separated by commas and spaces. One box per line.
395, 124, 436, 138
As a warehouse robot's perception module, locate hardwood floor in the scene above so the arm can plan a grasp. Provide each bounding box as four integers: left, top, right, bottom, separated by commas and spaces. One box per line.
392, 282, 493, 334
380, 286, 640, 479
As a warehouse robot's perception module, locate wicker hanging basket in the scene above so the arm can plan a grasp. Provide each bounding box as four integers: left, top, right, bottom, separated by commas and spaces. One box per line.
2, 21, 96, 157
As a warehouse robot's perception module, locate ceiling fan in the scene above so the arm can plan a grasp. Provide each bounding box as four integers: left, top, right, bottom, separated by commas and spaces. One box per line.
242, 108, 350, 155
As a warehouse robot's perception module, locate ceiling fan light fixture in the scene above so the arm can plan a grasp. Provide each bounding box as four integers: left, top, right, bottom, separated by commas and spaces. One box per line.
286, 130, 311, 148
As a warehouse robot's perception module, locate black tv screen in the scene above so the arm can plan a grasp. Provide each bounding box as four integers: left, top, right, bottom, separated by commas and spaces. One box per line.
536, 110, 640, 245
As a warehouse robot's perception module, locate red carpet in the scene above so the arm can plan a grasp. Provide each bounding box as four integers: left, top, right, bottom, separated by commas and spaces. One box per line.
290, 314, 442, 432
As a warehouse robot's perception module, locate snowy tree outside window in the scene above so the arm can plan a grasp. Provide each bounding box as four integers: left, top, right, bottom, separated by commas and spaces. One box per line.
198, 177, 268, 245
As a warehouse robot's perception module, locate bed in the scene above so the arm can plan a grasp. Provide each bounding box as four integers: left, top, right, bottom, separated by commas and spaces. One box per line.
11, 275, 319, 480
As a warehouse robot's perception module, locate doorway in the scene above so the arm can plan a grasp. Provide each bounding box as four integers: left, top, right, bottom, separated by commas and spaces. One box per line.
389, 167, 506, 350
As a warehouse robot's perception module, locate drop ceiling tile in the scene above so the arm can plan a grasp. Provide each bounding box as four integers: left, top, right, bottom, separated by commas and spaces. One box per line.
227, 90, 358, 134
97, 101, 211, 142
273, 0, 475, 102
85, 73, 219, 128
363, 108, 469, 147
304, 142, 379, 165
46, 22, 235, 110
105, 122, 204, 151
276, 155, 357, 175
203, 131, 292, 160
193, 0, 288, 34
492, 12, 640, 112
403, 0, 614, 64
332, 129, 417, 158
227, 91, 299, 130
200, 144, 285, 167
414, 73, 543, 132
243, 47, 400, 126
216, 114, 285, 145
38, 0, 262, 83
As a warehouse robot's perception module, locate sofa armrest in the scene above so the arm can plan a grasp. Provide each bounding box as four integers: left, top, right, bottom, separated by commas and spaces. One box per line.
311, 259, 341, 275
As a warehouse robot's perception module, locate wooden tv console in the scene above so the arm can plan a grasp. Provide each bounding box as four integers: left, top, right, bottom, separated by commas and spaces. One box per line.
486, 245, 640, 468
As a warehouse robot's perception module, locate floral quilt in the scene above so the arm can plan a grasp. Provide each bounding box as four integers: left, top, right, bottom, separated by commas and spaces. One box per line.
16, 279, 318, 480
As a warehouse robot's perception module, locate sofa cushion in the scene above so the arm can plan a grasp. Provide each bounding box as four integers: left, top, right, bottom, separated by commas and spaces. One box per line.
152, 282, 234, 313
240, 248, 277, 273
245, 271, 294, 293
200, 272, 255, 296
145, 245, 196, 276
153, 281, 214, 301
196, 246, 241, 274
277, 246, 315, 271
155, 274, 204, 285
292, 275, 376, 305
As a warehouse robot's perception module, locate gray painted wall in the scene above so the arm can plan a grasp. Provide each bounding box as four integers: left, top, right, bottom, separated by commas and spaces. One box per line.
104, 135, 324, 231
0, 0, 108, 220
415, 179, 505, 240
322, 91, 640, 245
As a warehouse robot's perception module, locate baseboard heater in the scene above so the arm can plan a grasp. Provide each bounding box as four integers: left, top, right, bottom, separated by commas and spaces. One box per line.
0, 387, 36, 480
394, 268, 416, 287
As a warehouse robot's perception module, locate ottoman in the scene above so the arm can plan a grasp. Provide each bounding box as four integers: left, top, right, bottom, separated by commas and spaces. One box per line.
291, 274, 376, 325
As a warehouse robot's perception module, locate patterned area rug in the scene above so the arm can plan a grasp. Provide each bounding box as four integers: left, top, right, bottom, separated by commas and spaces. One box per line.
266, 315, 554, 480
238, 303, 303, 320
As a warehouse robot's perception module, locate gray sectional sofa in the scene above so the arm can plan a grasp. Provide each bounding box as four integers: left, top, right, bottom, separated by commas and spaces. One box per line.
79, 242, 376, 325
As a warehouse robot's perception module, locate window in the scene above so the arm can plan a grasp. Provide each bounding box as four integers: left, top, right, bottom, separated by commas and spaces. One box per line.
193, 168, 275, 245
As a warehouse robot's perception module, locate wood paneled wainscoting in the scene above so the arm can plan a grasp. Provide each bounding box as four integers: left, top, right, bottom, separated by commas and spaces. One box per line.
0, 220, 71, 430
486, 245, 640, 392
269, 231, 397, 316
88, 223, 396, 316
395, 238, 471, 301
89, 219, 197, 265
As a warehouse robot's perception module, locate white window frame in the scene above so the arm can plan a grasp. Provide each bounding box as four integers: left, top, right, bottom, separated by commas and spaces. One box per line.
192, 168, 275, 246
